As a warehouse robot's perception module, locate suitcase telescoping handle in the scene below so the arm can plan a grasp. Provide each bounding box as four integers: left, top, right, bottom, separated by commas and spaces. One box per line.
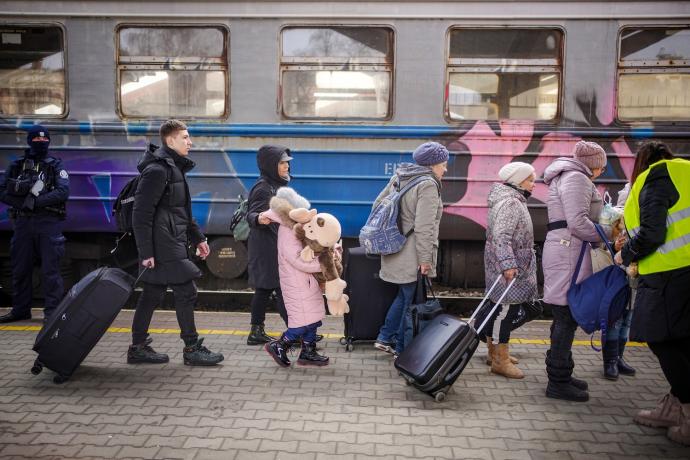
468, 276, 517, 335
133, 267, 148, 288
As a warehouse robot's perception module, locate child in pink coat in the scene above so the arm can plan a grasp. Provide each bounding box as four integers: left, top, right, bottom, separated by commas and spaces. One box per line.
261, 188, 329, 367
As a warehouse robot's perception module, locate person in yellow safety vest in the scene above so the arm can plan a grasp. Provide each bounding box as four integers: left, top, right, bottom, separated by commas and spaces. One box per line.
614, 141, 690, 446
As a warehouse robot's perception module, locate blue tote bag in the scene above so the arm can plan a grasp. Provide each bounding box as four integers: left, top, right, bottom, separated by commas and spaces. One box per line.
567, 224, 631, 349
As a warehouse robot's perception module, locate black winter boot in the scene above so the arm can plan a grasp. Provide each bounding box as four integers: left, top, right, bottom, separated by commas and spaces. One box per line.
265, 335, 294, 368
566, 348, 589, 391
183, 338, 224, 366
602, 340, 619, 380
127, 338, 169, 364
297, 342, 329, 366
247, 324, 273, 345
617, 340, 636, 376
545, 350, 589, 402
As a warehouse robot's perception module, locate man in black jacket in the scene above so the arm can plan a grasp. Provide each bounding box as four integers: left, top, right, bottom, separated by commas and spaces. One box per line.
127, 119, 223, 366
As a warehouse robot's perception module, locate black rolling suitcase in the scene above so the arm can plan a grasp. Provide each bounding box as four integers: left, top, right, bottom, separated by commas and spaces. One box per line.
394, 276, 516, 401
31, 267, 138, 383
341, 247, 398, 351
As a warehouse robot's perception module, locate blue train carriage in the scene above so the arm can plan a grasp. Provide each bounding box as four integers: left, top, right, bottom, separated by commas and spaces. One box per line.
0, 1, 688, 293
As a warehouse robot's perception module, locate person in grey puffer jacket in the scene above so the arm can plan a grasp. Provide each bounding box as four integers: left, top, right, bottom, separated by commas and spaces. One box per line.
542, 140, 606, 402
481, 162, 539, 379
373, 142, 447, 357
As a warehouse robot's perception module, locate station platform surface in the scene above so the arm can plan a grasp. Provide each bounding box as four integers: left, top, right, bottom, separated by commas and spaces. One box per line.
1, 307, 689, 460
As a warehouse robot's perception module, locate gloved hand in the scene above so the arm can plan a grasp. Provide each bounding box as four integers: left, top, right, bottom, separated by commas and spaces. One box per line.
22, 194, 36, 210
30, 178, 45, 197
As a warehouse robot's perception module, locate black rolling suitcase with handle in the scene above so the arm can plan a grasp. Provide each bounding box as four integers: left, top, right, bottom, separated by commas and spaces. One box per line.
341, 247, 398, 351
394, 276, 516, 401
31, 267, 139, 383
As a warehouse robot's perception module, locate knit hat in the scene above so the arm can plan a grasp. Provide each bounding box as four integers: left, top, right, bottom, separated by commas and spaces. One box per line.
498, 162, 535, 186
26, 124, 50, 145
573, 140, 607, 170
412, 142, 449, 166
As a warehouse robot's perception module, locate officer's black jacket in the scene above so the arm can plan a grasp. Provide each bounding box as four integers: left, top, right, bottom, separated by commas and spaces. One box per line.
0, 151, 69, 216
132, 143, 205, 285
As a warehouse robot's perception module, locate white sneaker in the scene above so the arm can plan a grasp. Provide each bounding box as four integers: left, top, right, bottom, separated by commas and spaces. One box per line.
374, 341, 394, 354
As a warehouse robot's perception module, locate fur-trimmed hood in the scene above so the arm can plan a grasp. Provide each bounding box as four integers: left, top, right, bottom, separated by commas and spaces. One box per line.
267, 187, 310, 228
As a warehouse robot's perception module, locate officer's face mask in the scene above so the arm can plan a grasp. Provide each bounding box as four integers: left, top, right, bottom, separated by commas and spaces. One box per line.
28, 138, 50, 158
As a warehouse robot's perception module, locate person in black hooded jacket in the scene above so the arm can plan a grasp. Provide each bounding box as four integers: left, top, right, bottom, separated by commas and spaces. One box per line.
245, 145, 292, 344
127, 119, 224, 366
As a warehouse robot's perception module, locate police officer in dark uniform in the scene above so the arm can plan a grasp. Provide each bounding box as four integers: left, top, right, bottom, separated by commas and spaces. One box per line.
0, 125, 69, 323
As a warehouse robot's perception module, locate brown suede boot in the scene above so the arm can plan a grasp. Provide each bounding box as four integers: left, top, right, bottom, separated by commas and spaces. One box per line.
634, 393, 682, 428
491, 343, 524, 379
667, 403, 690, 446
485, 337, 518, 365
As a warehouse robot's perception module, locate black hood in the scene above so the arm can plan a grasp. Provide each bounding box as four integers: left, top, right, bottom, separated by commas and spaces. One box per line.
257, 144, 290, 186
137, 143, 195, 174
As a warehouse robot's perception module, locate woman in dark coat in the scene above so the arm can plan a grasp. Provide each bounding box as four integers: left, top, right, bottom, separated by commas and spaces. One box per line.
246, 145, 291, 344
615, 141, 690, 446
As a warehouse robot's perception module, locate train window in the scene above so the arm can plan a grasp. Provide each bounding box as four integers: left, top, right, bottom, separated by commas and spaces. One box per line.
617, 27, 690, 122
446, 28, 562, 121
280, 26, 393, 120
117, 26, 228, 118
0, 25, 66, 117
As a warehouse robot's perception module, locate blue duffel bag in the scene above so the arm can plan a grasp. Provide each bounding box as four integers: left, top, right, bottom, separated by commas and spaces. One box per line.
567, 224, 631, 349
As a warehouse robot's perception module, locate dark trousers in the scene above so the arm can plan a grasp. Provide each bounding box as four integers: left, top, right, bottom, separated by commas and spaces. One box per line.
648, 337, 690, 403
250, 287, 288, 326
132, 281, 198, 346
284, 321, 322, 343
10, 216, 65, 320
545, 303, 580, 382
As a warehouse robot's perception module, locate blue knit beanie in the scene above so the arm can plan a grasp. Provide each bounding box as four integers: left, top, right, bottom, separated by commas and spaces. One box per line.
412, 142, 449, 166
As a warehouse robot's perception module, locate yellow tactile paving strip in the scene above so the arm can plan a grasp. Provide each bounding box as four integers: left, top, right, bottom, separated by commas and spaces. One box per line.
0, 324, 648, 346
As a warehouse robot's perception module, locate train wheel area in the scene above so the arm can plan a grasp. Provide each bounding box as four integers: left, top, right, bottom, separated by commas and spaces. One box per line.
0, 307, 686, 460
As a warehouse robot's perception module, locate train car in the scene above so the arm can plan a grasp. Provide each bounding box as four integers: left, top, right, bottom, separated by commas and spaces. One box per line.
0, 0, 688, 292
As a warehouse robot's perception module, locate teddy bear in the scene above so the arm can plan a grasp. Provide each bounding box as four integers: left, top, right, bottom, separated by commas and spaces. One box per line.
289, 207, 350, 316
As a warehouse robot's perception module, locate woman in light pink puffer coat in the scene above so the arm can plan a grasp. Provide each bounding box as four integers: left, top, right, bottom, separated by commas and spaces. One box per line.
542, 141, 606, 403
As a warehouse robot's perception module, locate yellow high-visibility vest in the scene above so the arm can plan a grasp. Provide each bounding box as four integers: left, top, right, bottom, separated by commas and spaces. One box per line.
624, 158, 690, 275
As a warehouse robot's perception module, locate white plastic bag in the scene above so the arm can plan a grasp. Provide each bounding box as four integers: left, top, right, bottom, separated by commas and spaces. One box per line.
598, 191, 623, 240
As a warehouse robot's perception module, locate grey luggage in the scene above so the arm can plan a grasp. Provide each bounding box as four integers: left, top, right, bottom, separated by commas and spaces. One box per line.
394, 277, 516, 401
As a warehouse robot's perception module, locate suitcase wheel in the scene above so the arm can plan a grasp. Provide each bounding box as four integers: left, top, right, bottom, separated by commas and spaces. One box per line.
339, 337, 347, 345
53, 374, 69, 385
30, 360, 43, 375
434, 391, 446, 403
345, 343, 354, 352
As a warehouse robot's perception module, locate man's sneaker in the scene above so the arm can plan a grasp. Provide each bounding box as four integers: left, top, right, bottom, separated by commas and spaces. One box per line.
374, 340, 395, 354
265, 335, 293, 367
127, 338, 169, 364
247, 324, 273, 345
183, 338, 224, 366
297, 342, 329, 366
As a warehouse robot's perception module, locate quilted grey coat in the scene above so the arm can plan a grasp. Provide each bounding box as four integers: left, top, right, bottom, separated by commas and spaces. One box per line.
542, 158, 603, 306
484, 183, 537, 304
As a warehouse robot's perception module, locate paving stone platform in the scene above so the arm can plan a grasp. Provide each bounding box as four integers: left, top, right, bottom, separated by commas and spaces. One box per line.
0, 308, 688, 460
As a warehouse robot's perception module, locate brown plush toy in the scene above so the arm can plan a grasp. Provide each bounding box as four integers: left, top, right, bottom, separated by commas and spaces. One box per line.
611, 214, 639, 278
289, 208, 350, 316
